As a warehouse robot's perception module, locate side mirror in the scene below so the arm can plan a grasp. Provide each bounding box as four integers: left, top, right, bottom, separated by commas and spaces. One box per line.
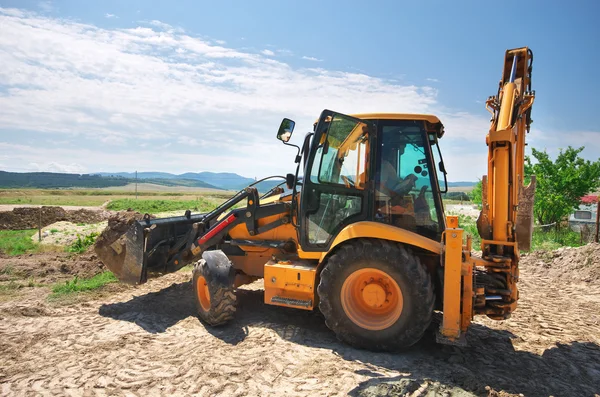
277, 118, 295, 143
285, 173, 295, 189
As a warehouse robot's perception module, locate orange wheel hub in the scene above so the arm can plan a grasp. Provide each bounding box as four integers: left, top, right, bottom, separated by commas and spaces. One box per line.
340, 268, 403, 331
196, 276, 211, 312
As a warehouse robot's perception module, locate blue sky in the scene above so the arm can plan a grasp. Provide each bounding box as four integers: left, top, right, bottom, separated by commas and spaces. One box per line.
0, 0, 598, 181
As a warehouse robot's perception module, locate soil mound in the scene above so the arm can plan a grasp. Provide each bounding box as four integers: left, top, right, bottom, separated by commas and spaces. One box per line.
33, 221, 107, 246
0, 249, 105, 283
94, 211, 150, 252
0, 206, 112, 230
521, 242, 600, 283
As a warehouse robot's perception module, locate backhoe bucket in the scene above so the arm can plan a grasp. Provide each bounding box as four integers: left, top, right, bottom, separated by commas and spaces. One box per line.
95, 220, 146, 284
515, 176, 536, 251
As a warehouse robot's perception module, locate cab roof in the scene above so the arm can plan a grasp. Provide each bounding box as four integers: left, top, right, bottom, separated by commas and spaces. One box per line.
350, 113, 441, 124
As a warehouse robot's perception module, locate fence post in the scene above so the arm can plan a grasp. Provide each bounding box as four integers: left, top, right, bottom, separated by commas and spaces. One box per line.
595, 199, 599, 243
38, 207, 42, 242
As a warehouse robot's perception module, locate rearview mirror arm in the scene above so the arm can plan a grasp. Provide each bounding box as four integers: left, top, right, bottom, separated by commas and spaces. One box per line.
282, 141, 301, 163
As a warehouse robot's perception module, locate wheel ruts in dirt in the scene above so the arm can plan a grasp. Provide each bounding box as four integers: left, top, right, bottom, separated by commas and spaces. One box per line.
192, 250, 237, 326
317, 239, 434, 351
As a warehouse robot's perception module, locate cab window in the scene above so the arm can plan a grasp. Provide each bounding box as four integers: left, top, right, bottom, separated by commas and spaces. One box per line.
375, 122, 441, 239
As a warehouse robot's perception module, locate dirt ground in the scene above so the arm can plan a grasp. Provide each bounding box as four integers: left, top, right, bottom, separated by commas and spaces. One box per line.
0, 206, 112, 230
1, 245, 599, 396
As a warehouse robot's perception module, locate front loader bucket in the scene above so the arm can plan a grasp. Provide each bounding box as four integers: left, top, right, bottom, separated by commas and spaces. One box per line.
95, 213, 146, 285
515, 176, 536, 251
95, 210, 210, 285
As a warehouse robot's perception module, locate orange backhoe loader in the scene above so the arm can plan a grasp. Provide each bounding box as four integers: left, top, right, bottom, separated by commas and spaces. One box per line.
95, 47, 535, 350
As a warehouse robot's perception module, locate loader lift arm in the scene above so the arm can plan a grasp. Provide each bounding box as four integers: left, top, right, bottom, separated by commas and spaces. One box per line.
96, 184, 292, 285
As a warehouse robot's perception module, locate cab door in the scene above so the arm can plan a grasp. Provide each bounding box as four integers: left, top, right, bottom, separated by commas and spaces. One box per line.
299, 110, 375, 251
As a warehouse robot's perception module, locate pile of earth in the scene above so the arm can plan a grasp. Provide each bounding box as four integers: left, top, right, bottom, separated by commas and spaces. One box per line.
0, 207, 112, 230
93, 211, 153, 277
521, 242, 600, 283
33, 221, 108, 246
0, 249, 105, 283
94, 211, 151, 253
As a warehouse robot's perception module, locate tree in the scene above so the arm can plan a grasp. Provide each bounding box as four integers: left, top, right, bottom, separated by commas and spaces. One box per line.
469, 179, 483, 205
524, 146, 600, 227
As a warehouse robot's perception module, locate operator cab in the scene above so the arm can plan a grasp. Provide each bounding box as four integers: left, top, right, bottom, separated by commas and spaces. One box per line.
278, 110, 447, 249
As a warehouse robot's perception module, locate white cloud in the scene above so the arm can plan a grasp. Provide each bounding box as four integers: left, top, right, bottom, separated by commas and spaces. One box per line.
37, 1, 53, 13
105, 13, 118, 19
29, 161, 86, 174
426, 77, 439, 83
0, 7, 570, 181
261, 49, 275, 56
302, 56, 322, 62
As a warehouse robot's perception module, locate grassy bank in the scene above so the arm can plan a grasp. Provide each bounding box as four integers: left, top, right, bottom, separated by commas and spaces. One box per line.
0, 188, 234, 207
50, 271, 117, 297
0, 229, 38, 255
106, 198, 221, 214
456, 214, 586, 252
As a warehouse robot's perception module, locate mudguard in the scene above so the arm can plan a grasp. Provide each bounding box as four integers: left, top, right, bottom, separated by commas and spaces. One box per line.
199, 250, 236, 287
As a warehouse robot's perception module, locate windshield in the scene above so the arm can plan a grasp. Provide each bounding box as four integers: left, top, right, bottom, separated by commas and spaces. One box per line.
311, 116, 369, 189
375, 122, 442, 239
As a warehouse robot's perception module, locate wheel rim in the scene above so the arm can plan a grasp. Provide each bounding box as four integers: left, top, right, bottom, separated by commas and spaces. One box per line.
196, 276, 211, 312
340, 268, 403, 331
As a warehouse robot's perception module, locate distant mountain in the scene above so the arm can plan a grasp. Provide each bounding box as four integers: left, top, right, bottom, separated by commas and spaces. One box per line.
0, 171, 221, 190
97, 172, 181, 180
0, 171, 130, 189
97, 171, 270, 191
447, 181, 476, 187
179, 172, 256, 190
96, 171, 476, 192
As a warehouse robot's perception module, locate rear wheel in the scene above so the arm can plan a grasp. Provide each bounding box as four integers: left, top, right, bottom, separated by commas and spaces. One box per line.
192, 259, 236, 326
317, 239, 434, 351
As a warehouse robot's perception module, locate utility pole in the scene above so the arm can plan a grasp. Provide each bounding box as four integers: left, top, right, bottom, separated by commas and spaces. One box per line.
595, 198, 599, 243
135, 170, 138, 200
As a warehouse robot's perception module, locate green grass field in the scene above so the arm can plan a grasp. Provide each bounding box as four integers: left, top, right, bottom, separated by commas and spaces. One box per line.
0, 229, 38, 255
106, 197, 222, 213
50, 272, 117, 297
0, 187, 234, 207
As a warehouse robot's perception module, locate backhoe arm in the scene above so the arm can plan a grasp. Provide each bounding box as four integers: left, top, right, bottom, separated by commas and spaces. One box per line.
439, 48, 536, 344
479, 47, 536, 251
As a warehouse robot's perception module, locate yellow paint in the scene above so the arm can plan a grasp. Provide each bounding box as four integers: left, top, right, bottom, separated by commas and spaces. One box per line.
461, 262, 473, 332
350, 113, 441, 124
492, 147, 510, 243
440, 225, 464, 340
297, 248, 322, 260
264, 261, 317, 310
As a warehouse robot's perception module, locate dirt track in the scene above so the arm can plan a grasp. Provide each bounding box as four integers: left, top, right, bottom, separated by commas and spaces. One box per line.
1, 248, 600, 396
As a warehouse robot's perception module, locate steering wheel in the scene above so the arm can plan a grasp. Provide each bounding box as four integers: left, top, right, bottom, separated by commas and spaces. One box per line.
341, 175, 355, 188
391, 174, 417, 196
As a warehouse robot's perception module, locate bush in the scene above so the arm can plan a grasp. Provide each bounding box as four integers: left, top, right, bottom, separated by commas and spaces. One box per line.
469, 180, 483, 205
67, 233, 98, 254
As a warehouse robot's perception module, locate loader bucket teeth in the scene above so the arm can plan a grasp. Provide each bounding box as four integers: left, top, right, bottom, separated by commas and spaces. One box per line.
516, 176, 536, 252
94, 221, 146, 285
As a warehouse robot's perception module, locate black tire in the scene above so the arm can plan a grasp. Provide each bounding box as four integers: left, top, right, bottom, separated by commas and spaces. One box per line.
317, 239, 434, 351
192, 259, 236, 326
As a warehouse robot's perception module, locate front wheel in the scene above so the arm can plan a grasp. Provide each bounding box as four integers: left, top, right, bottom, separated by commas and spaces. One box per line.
317, 239, 434, 351
192, 256, 236, 326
